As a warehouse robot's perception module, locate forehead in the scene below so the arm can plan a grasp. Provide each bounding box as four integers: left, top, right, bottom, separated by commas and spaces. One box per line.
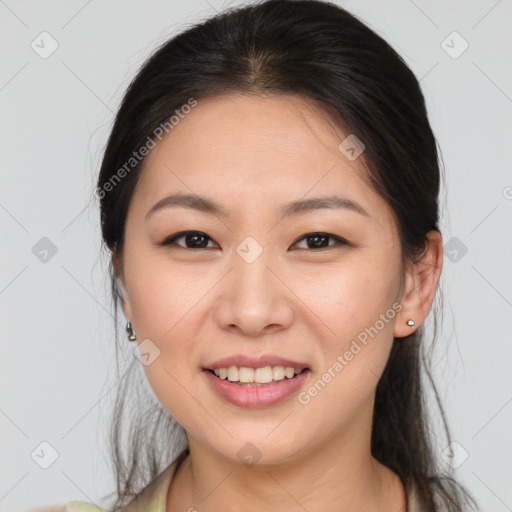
132, 92, 390, 227
143, 92, 355, 174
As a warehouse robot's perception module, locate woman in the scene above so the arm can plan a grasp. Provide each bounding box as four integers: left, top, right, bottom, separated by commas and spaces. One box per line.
31, 0, 479, 510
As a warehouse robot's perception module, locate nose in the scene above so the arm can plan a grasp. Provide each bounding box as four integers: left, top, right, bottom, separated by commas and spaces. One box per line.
214, 250, 294, 337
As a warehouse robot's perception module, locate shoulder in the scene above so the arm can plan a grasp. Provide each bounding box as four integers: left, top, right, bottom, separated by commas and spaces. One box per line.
25, 502, 105, 512
26, 449, 190, 512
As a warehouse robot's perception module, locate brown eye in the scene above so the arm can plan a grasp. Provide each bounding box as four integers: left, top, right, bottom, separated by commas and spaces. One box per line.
160, 231, 218, 249
292, 232, 349, 250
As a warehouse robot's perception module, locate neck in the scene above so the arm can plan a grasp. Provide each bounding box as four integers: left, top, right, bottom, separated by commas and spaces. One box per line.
167, 411, 407, 512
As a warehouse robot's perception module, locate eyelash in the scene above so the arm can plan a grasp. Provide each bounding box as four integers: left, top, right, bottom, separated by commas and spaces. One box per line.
159, 231, 349, 251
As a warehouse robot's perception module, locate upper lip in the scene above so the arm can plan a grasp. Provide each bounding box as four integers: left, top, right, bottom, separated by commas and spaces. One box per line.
203, 354, 310, 371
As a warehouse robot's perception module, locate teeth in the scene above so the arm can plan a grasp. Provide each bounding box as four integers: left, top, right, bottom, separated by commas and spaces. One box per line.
227, 366, 238, 382
273, 365, 285, 381
284, 367, 295, 379
255, 366, 273, 383
211, 365, 306, 384
239, 367, 254, 383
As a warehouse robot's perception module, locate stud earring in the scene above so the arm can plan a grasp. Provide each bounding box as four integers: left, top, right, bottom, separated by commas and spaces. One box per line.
126, 321, 137, 341
406, 319, 415, 327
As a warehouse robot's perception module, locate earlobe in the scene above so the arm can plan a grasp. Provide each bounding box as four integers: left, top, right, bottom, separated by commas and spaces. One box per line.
394, 230, 443, 338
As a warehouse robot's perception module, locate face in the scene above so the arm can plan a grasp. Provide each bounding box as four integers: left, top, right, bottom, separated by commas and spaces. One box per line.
116, 92, 411, 466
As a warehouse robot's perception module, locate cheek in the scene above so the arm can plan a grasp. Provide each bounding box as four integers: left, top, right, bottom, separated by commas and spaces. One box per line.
126, 250, 202, 340
296, 296, 395, 438
303, 263, 397, 337
129, 271, 199, 371
124, 254, 219, 419
300, 261, 398, 385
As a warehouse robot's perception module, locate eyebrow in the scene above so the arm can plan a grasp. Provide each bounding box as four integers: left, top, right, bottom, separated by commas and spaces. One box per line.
145, 192, 370, 221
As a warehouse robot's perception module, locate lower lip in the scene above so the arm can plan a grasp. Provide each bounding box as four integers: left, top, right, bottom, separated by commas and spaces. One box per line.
203, 369, 310, 408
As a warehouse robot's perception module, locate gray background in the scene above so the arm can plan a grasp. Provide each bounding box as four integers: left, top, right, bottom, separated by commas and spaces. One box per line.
1, 0, 511, 511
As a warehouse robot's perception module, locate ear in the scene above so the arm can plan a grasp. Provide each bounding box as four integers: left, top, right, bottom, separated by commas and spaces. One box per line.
112, 249, 132, 321
394, 230, 443, 338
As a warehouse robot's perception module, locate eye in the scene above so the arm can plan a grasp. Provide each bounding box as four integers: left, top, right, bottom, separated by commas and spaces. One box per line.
159, 230, 349, 251
159, 231, 218, 249
291, 232, 349, 250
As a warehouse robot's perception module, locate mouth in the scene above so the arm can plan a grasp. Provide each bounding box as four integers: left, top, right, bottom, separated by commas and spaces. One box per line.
203, 366, 311, 386
202, 365, 311, 408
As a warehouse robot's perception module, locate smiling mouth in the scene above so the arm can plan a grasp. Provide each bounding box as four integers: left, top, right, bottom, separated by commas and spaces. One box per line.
204, 368, 310, 386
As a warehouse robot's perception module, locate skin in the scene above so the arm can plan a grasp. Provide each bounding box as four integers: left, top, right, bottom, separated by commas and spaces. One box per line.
113, 92, 443, 512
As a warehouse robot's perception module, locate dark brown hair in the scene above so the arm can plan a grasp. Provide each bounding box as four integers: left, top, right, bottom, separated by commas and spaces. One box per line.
96, 1, 479, 510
